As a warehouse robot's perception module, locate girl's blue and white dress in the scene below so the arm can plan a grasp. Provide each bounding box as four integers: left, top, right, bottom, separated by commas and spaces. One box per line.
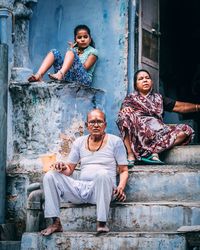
51, 46, 98, 86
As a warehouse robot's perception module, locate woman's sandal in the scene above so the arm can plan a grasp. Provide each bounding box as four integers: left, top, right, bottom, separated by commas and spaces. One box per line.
141, 153, 164, 165
28, 73, 42, 82
127, 159, 135, 168
127, 153, 135, 168
48, 70, 64, 81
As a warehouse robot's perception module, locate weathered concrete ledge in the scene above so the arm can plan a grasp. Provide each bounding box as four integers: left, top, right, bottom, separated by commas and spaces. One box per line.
0, 241, 21, 250
126, 165, 200, 202
21, 231, 186, 250
161, 145, 200, 165
60, 201, 200, 232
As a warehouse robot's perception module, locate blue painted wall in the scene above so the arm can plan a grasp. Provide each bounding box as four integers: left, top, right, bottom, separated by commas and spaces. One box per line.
29, 0, 136, 134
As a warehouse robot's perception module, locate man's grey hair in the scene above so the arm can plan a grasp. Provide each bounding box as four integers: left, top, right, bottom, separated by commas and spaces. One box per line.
86, 109, 106, 122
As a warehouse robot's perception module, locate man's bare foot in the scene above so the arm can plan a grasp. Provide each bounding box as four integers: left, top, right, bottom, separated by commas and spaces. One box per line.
96, 221, 109, 234
41, 218, 63, 236
28, 73, 43, 82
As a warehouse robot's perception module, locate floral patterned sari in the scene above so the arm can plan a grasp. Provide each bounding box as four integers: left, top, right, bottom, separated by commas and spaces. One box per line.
116, 91, 194, 160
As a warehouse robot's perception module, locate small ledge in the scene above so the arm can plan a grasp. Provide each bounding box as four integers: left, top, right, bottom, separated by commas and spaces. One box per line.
9, 80, 104, 94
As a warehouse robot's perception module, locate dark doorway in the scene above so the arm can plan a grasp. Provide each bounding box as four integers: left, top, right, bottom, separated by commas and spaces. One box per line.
160, 0, 200, 142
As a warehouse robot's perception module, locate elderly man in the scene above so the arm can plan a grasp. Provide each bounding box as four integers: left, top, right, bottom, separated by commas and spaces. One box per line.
41, 109, 128, 236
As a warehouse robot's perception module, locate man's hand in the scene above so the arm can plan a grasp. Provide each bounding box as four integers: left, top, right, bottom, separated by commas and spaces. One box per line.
50, 162, 72, 176
113, 187, 126, 202
173, 101, 200, 113
114, 165, 128, 202
51, 162, 67, 172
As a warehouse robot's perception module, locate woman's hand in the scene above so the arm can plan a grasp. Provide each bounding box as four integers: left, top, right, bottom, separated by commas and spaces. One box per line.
113, 186, 126, 202
121, 107, 133, 114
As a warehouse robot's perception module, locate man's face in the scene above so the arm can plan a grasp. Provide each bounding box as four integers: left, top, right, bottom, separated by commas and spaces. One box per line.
86, 110, 106, 136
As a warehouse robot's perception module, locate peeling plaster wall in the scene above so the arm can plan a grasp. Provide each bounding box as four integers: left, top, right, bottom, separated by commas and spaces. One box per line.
29, 0, 136, 134
8, 82, 104, 161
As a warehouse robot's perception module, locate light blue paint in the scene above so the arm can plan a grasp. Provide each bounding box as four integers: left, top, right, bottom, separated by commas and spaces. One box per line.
29, 0, 136, 134
0, 8, 9, 44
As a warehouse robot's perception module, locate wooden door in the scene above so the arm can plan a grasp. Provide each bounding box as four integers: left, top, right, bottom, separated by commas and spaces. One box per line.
138, 0, 160, 91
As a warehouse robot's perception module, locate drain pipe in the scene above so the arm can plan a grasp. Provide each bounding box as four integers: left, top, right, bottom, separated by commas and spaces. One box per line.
0, 7, 9, 224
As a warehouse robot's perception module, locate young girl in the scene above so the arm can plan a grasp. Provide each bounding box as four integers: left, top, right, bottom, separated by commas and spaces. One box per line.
28, 25, 98, 86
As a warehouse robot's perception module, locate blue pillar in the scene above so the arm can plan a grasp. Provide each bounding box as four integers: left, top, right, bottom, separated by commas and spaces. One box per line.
0, 8, 9, 44
0, 44, 8, 224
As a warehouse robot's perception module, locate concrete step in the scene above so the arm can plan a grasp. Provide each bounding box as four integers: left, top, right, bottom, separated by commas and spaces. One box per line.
21, 231, 187, 250
60, 201, 200, 232
126, 165, 200, 202
161, 145, 200, 165
0, 241, 21, 250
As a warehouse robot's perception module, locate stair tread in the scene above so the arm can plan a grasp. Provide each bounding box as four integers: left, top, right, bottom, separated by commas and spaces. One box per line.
23, 231, 184, 236
128, 165, 200, 171
21, 231, 187, 250
61, 201, 200, 208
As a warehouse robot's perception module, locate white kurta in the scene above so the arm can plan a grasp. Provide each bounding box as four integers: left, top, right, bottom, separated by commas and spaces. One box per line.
43, 134, 127, 222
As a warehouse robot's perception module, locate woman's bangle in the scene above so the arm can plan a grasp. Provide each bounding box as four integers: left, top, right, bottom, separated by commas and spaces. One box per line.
196, 104, 199, 112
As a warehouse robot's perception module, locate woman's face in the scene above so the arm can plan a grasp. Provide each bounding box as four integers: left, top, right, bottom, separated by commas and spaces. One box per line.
135, 71, 153, 96
75, 29, 91, 49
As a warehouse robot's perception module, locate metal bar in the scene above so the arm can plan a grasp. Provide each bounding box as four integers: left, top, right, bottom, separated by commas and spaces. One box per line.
127, 0, 136, 93
0, 44, 8, 224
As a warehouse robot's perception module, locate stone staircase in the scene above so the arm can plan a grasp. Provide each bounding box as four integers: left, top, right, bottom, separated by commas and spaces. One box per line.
21, 145, 200, 250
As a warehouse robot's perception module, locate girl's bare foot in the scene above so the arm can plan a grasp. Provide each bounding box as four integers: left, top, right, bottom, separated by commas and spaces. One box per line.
28, 73, 42, 82
48, 70, 64, 80
41, 218, 63, 236
28, 73, 43, 82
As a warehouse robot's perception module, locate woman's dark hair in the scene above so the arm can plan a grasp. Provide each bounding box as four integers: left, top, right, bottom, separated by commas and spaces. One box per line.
74, 24, 95, 48
133, 69, 151, 90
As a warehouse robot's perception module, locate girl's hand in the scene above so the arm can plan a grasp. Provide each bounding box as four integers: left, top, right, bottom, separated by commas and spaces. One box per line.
113, 187, 126, 202
121, 107, 133, 114
67, 41, 77, 48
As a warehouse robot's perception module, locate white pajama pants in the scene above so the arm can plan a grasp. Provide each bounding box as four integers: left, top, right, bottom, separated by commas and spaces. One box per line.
43, 169, 114, 222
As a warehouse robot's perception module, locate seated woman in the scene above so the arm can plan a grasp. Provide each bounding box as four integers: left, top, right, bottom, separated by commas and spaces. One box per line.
117, 69, 200, 166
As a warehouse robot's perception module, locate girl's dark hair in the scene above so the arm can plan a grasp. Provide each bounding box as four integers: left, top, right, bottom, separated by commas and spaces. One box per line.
74, 24, 95, 48
133, 69, 151, 90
